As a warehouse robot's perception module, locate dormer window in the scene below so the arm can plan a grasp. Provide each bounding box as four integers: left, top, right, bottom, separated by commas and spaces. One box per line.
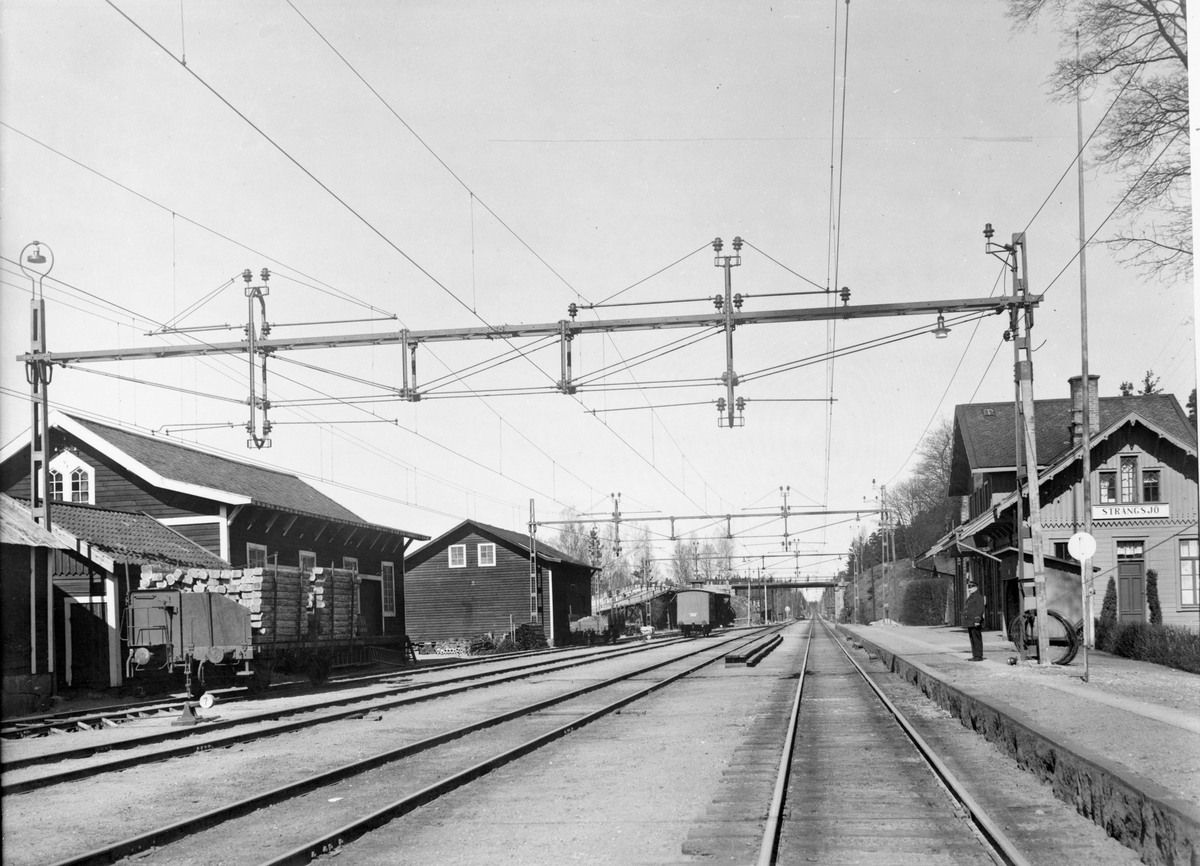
47, 451, 94, 505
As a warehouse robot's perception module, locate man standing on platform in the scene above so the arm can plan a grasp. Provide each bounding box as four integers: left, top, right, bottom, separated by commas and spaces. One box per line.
963, 580, 986, 661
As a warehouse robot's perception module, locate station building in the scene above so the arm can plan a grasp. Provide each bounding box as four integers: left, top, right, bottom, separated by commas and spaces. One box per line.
925, 375, 1198, 635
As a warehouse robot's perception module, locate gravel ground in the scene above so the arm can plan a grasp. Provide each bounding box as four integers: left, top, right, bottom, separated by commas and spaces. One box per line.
0, 625, 1168, 866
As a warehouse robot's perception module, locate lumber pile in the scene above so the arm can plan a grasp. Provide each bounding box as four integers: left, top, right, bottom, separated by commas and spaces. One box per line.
139, 564, 362, 641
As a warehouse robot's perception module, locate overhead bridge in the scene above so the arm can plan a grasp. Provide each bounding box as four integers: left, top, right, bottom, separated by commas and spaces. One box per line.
728, 580, 839, 591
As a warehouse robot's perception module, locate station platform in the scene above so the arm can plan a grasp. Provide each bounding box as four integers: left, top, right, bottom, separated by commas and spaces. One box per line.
833, 621, 1199, 866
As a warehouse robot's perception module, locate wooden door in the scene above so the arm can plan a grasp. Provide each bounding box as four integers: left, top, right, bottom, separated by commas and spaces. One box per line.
1117, 560, 1145, 624
68, 601, 110, 689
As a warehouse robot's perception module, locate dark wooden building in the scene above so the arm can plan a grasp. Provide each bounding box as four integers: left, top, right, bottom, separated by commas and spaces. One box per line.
0, 412, 429, 685
1, 493, 66, 716
404, 520, 596, 646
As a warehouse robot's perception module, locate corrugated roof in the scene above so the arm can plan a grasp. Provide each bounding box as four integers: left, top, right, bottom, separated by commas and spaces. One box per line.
0, 493, 66, 549
45, 501, 231, 569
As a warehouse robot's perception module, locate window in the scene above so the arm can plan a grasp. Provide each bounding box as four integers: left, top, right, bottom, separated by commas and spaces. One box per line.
1099, 467, 1118, 503
343, 556, 358, 573
1052, 541, 1073, 561
1117, 541, 1143, 560
477, 543, 496, 567
70, 467, 89, 503
47, 451, 94, 504
382, 562, 396, 615
1120, 456, 1137, 502
246, 543, 268, 569
1181, 540, 1199, 607
1098, 472, 1117, 504
299, 551, 316, 573
1142, 469, 1161, 503
449, 544, 466, 568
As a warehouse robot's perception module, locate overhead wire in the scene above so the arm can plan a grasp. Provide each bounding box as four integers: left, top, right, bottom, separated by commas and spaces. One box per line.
278, 0, 732, 513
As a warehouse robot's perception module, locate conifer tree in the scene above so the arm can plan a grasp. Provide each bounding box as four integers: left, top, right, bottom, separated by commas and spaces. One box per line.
1146, 568, 1163, 625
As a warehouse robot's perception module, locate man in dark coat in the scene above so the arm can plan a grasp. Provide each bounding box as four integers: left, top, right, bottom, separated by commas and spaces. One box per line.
963, 580, 986, 661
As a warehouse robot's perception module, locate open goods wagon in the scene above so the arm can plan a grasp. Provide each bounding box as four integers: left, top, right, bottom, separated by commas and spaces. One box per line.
125, 564, 376, 696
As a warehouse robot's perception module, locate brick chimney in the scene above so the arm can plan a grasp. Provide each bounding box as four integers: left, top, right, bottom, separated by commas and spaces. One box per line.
1068, 374, 1100, 446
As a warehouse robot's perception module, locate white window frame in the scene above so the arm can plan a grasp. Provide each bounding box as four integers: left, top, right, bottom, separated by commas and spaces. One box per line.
343, 556, 359, 573
299, 550, 316, 573
47, 451, 95, 505
449, 544, 466, 568
1181, 539, 1199, 608
477, 543, 496, 567
246, 542, 268, 569
382, 561, 396, 616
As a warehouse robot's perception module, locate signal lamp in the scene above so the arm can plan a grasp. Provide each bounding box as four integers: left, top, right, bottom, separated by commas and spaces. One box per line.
932, 314, 951, 339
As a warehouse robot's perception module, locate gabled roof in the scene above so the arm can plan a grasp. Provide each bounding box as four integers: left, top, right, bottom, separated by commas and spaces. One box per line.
928, 408, 1198, 558
0, 412, 426, 540
406, 519, 595, 571
950, 393, 1196, 496
0, 493, 66, 549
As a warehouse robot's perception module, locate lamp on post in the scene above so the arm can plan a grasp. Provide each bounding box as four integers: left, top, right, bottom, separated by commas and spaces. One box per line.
21, 241, 55, 529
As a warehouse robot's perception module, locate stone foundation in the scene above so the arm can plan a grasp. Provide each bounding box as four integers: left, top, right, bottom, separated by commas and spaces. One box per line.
2, 672, 53, 719
836, 624, 1200, 866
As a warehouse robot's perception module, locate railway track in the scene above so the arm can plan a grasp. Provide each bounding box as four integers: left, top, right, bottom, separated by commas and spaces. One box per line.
12, 627, 778, 866
0, 638, 661, 740
1, 633, 705, 793
754, 617, 1030, 866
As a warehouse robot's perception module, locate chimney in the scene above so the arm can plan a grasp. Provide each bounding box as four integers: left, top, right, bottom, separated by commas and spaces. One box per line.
1068, 374, 1100, 446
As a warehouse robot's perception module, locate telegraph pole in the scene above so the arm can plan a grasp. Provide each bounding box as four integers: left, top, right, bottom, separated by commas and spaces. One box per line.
986, 225, 1050, 664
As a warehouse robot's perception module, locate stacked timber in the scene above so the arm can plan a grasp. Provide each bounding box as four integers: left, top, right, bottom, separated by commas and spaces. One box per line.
139, 564, 362, 643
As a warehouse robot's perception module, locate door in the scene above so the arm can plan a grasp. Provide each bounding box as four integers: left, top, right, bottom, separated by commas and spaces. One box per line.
1116, 541, 1145, 623
65, 599, 110, 689
358, 579, 383, 636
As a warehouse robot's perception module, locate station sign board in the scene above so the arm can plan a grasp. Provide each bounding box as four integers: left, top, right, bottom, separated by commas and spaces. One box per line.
1092, 503, 1170, 520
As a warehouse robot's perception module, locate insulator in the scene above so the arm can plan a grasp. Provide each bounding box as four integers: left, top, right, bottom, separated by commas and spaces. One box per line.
736, 397, 745, 411
714, 295, 724, 310
717, 398, 726, 412
733, 293, 743, 310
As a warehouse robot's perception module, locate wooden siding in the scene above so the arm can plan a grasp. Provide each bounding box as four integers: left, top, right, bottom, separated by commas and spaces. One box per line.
2, 545, 50, 676
405, 530, 591, 644
227, 509, 407, 578
171, 522, 222, 557
406, 533, 531, 641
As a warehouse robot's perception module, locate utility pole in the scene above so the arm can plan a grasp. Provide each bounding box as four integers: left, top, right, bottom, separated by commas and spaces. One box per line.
985, 225, 1050, 664
528, 499, 539, 624
712, 236, 744, 430
1075, 37, 1095, 680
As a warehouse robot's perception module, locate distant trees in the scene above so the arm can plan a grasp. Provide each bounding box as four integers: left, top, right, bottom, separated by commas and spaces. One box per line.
1007, 0, 1190, 280
670, 532, 735, 584
1118, 369, 1164, 395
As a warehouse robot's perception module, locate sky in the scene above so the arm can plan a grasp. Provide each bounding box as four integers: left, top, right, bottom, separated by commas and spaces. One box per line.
1, 1, 1195, 592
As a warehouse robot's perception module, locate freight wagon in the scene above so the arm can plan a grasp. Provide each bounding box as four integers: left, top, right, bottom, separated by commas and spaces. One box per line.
125, 563, 375, 697
676, 587, 720, 633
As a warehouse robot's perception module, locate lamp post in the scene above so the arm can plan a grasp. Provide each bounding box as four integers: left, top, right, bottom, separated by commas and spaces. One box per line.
21, 241, 54, 530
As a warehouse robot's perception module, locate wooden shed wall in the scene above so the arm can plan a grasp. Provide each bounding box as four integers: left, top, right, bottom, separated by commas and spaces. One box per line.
405, 532, 532, 642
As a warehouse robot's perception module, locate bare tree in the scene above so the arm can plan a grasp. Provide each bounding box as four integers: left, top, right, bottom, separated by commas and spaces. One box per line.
1008, 0, 1190, 280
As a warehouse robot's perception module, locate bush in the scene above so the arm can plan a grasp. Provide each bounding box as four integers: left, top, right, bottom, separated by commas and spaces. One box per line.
1095, 577, 1119, 650
1147, 569, 1163, 625
1100, 621, 1200, 673
899, 577, 949, 625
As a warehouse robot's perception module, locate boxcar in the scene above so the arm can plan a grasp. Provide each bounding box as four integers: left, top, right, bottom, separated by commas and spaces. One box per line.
675, 589, 715, 637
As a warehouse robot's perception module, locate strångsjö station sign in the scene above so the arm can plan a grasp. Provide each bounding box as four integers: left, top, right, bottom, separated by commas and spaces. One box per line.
1092, 503, 1170, 520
